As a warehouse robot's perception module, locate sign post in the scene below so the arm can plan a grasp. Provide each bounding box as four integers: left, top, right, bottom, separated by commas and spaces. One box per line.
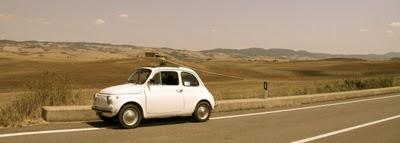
264, 81, 268, 98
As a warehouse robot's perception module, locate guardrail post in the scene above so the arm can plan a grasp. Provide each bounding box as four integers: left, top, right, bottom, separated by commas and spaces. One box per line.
264, 81, 268, 98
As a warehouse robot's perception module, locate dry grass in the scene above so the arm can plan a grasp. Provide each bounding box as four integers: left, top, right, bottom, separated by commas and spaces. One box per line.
0, 72, 84, 127
209, 76, 400, 100
0, 58, 399, 127
0, 58, 163, 92
1, 58, 400, 104
206, 80, 265, 100
288, 76, 400, 96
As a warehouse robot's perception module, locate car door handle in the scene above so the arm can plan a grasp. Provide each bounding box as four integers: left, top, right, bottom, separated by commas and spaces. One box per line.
176, 89, 183, 93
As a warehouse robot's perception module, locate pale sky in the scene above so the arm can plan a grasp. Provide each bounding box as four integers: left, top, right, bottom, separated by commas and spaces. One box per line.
0, 0, 399, 54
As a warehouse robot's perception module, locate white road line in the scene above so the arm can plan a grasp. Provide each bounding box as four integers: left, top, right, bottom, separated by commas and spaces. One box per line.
291, 114, 400, 143
0, 94, 399, 138
0, 128, 102, 138
210, 94, 400, 120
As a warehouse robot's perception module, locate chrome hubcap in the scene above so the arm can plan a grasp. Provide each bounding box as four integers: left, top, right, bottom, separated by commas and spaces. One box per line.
123, 109, 138, 126
197, 105, 209, 120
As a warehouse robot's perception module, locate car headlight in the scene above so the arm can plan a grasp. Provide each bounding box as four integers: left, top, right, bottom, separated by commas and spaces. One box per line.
106, 96, 112, 105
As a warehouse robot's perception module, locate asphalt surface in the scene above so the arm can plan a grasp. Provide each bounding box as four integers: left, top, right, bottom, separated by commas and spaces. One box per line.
0, 94, 399, 143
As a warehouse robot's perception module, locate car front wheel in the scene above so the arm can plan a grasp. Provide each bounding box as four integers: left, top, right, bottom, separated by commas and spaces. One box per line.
193, 101, 211, 122
118, 104, 142, 129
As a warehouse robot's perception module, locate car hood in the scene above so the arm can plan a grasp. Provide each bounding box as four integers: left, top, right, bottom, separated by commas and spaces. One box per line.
99, 83, 142, 95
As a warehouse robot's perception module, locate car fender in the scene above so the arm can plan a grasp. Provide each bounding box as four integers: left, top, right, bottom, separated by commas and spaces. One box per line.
112, 93, 146, 117
192, 90, 215, 111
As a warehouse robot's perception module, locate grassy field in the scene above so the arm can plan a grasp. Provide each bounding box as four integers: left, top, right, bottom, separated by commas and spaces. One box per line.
1, 57, 400, 127
1, 58, 400, 104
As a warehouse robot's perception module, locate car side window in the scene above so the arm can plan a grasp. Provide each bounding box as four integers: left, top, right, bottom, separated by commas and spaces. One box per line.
160, 71, 179, 85
181, 72, 199, 87
150, 72, 162, 85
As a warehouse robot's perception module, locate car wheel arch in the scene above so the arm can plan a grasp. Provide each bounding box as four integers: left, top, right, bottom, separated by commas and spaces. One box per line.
195, 99, 212, 110
119, 101, 144, 116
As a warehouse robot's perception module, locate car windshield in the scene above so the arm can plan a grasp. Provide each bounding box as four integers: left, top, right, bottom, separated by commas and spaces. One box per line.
127, 69, 151, 84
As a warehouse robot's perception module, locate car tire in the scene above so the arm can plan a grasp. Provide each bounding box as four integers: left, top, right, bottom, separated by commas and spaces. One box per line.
118, 104, 142, 129
193, 101, 211, 122
99, 115, 115, 122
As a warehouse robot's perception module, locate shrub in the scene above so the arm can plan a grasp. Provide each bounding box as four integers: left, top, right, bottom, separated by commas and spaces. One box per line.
0, 72, 81, 127
289, 76, 396, 96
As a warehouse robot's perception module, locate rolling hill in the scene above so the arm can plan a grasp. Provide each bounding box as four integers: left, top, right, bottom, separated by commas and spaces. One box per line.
201, 48, 400, 60
1, 40, 399, 61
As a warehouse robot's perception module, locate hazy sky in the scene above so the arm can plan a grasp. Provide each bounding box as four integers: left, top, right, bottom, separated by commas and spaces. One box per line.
0, 0, 399, 54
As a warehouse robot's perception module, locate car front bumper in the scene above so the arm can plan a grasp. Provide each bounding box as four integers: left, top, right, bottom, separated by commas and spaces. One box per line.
92, 106, 116, 117
92, 106, 113, 113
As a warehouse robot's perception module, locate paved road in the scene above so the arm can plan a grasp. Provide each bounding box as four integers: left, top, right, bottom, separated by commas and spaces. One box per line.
1, 94, 400, 143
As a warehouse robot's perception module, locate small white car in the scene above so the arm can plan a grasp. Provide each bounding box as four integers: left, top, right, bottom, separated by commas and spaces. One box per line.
92, 67, 215, 128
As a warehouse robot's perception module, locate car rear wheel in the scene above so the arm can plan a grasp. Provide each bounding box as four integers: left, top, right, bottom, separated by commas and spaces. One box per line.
193, 101, 211, 122
118, 104, 142, 129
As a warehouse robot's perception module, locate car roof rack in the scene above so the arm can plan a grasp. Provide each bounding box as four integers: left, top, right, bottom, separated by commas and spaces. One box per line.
140, 66, 184, 68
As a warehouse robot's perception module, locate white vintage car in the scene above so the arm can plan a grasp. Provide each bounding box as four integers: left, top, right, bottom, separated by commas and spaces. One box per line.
92, 67, 215, 128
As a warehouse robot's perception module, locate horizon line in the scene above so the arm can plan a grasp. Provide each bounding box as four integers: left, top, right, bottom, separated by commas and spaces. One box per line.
0, 39, 398, 56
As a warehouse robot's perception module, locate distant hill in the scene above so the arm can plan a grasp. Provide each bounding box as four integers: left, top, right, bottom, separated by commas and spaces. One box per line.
1, 40, 399, 61
317, 58, 366, 61
201, 48, 331, 60
201, 48, 400, 60
0, 40, 208, 61
384, 52, 400, 58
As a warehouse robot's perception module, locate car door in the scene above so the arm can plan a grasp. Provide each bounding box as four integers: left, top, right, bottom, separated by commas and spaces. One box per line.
181, 72, 203, 113
145, 71, 184, 114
